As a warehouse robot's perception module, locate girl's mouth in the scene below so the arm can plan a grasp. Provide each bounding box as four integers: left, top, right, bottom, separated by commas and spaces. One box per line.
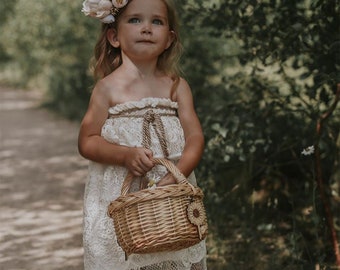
137, 40, 154, 43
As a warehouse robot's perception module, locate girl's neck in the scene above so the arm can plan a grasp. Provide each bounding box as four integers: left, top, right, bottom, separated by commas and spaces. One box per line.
120, 54, 162, 79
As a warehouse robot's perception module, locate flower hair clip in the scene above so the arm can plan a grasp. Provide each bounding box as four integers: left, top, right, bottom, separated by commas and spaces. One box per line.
82, 0, 129, 24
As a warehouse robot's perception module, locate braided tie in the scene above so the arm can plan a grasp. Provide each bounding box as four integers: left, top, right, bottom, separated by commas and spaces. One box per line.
142, 109, 169, 158
121, 109, 172, 194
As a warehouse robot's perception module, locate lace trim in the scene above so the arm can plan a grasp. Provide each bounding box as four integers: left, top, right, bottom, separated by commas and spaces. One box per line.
109, 109, 177, 119
108, 98, 178, 115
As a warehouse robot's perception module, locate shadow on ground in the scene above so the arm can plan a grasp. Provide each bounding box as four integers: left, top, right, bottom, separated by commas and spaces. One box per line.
0, 87, 87, 270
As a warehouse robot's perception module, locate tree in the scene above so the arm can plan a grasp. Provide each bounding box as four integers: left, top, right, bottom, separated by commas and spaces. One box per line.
178, 0, 339, 267
0, 1, 18, 62
0, 0, 98, 118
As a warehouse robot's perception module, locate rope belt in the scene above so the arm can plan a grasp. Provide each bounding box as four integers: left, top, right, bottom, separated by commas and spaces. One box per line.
109, 108, 177, 158
142, 109, 169, 158
116, 108, 175, 194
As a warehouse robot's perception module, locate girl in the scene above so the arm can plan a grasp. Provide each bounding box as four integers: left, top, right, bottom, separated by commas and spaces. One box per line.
78, 0, 207, 269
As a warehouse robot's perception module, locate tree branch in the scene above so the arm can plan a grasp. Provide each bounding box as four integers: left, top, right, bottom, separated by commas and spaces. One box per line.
314, 83, 340, 266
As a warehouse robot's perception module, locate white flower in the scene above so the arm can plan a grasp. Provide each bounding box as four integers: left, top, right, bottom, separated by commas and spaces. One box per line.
147, 173, 161, 189
147, 180, 157, 190
301, 145, 315, 156
81, 0, 129, 23
147, 175, 161, 189
101, 14, 115, 24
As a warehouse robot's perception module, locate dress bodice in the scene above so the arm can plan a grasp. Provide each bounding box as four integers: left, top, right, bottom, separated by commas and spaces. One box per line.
101, 98, 185, 159
83, 97, 207, 270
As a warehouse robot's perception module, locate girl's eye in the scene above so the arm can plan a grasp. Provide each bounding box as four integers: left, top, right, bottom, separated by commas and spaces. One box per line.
128, 18, 140, 24
152, 19, 164, 25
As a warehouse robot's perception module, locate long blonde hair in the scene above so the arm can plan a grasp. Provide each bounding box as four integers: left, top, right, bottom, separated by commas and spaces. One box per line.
92, 0, 182, 81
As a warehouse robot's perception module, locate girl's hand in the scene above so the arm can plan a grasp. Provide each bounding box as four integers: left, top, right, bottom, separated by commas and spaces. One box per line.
157, 173, 177, 187
124, 147, 154, 176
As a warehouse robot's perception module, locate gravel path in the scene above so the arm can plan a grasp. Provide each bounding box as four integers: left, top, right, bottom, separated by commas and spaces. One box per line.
0, 87, 88, 270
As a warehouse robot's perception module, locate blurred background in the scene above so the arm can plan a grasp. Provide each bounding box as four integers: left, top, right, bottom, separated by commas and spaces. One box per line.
0, 0, 339, 269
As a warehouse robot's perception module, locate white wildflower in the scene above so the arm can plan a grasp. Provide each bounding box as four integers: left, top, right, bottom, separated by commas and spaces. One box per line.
301, 145, 314, 156
147, 175, 161, 189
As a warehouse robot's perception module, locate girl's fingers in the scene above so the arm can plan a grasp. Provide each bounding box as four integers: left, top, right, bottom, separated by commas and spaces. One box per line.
157, 174, 177, 186
145, 149, 153, 158
131, 168, 144, 177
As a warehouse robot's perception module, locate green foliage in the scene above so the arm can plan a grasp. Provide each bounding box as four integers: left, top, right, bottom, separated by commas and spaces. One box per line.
0, 0, 17, 62
178, 0, 339, 267
0, 0, 339, 267
0, 0, 98, 118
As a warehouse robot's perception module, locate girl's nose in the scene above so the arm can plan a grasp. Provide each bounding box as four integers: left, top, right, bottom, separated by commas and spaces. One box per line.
142, 29, 151, 34
141, 22, 152, 34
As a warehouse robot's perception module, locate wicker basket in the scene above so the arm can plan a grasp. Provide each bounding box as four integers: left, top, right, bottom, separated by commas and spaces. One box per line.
107, 158, 208, 255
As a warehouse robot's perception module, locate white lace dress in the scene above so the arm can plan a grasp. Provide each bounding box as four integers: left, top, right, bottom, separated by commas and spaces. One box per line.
83, 98, 207, 270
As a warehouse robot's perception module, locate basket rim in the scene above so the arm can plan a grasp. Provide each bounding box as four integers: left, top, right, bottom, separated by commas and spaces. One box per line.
108, 183, 204, 212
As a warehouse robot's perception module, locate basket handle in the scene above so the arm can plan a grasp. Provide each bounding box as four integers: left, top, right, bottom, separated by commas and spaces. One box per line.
120, 158, 188, 195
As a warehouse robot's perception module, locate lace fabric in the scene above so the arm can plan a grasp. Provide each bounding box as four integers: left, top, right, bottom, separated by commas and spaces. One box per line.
83, 98, 207, 270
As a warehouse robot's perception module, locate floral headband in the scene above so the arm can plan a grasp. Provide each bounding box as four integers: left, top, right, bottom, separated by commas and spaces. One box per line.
82, 0, 129, 24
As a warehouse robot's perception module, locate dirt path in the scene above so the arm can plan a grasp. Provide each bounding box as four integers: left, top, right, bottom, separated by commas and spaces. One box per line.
0, 87, 88, 269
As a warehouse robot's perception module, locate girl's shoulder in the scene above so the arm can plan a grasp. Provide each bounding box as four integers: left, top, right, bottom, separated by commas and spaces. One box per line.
92, 73, 126, 105
91, 78, 113, 100
170, 76, 192, 102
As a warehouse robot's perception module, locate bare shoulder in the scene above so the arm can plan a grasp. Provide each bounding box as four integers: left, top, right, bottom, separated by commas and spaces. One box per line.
169, 77, 190, 102
175, 77, 194, 104
178, 77, 190, 88
91, 72, 124, 107
93, 76, 113, 97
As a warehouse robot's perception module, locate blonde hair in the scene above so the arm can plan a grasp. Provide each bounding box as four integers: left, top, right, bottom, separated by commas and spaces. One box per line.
92, 0, 182, 81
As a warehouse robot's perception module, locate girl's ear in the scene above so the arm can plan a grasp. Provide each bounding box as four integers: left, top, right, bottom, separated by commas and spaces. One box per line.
165, 30, 176, 50
107, 28, 120, 48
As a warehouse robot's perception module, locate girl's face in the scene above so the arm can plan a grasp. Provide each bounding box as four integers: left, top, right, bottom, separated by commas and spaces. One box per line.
111, 0, 174, 63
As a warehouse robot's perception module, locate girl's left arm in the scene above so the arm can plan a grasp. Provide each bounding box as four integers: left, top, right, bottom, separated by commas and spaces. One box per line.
174, 78, 204, 177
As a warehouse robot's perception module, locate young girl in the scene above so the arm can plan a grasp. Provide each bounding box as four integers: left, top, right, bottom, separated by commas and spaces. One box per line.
79, 0, 207, 269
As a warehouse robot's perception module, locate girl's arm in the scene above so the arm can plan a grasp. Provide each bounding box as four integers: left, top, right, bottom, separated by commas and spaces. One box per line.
175, 78, 205, 177
78, 81, 153, 176
157, 78, 204, 186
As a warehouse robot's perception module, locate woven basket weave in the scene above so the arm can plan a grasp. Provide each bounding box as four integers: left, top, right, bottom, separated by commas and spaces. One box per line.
107, 158, 208, 255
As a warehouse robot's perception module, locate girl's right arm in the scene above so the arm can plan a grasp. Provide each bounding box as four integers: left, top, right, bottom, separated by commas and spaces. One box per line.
78, 81, 153, 176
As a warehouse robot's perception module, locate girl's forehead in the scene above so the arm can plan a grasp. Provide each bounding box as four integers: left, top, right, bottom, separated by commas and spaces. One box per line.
124, 0, 168, 16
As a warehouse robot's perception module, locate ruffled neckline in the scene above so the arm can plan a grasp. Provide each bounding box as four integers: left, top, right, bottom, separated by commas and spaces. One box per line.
108, 97, 178, 115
